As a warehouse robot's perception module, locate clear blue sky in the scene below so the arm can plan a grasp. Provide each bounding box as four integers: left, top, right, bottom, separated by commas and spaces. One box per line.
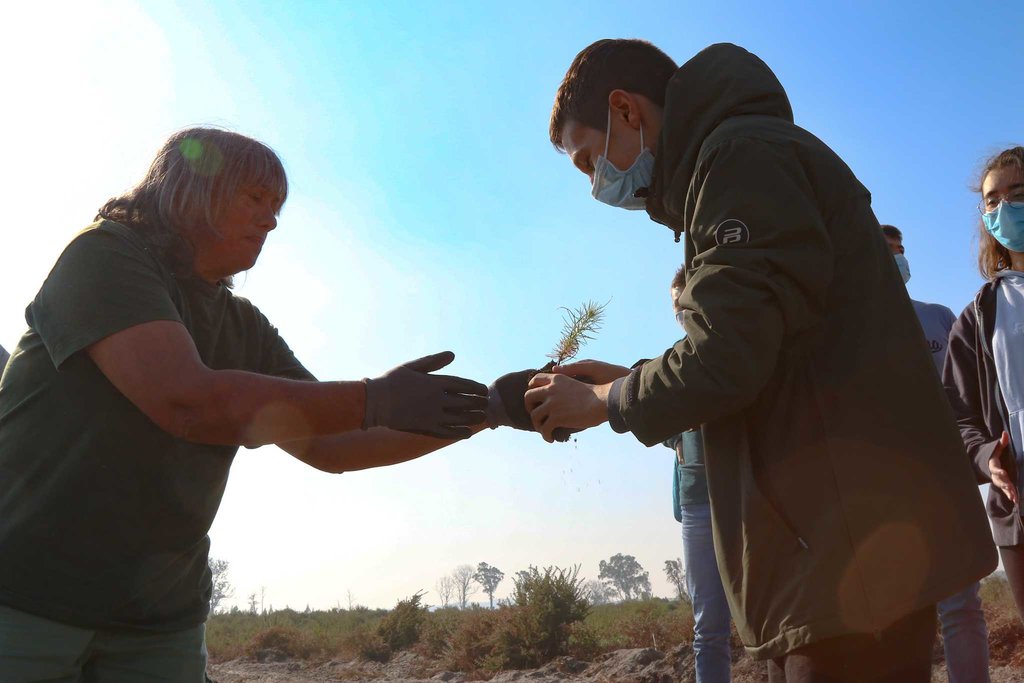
1, 0, 1020, 609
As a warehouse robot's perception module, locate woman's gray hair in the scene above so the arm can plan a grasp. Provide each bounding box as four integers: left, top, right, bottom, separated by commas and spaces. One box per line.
97, 127, 288, 280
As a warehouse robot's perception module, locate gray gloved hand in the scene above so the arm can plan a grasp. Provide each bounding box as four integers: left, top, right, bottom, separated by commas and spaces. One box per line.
488, 363, 591, 441
487, 367, 544, 430
363, 351, 487, 440
486, 383, 511, 429
488, 361, 557, 431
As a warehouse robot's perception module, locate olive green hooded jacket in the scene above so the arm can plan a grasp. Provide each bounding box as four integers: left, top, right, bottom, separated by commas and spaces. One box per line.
609, 43, 996, 659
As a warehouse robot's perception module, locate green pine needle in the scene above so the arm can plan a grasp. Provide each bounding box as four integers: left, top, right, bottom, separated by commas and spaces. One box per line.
547, 300, 608, 366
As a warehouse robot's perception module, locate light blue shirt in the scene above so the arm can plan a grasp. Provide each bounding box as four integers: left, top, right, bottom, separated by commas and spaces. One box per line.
991, 272, 1024, 496
910, 299, 956, 376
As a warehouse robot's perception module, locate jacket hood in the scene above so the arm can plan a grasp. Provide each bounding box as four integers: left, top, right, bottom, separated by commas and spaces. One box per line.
647, 43, 794, 232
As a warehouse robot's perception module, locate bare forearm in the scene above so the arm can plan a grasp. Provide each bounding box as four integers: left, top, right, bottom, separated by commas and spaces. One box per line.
281, 423, 488, 473
177, 369, 366, 446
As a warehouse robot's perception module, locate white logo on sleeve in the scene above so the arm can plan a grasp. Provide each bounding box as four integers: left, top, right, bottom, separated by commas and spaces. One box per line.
714, 219, 750, 246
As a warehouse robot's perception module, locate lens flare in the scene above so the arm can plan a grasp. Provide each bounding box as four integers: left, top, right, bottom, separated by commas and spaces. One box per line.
178, 138, 224, 177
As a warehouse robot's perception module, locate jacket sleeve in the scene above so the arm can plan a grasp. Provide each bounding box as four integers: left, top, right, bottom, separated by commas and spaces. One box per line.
612, 137, 833, 446
942, 303, 998, 483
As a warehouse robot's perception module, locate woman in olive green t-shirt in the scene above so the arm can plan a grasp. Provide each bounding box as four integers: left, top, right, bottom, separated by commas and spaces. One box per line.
0, 128, 490, 680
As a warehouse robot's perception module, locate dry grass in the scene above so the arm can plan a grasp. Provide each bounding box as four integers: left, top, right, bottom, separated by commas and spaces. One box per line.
583, 599, 695, 651
207, 576, 1024, 677
206, 606, 386, 663
979, 575, 1024, 668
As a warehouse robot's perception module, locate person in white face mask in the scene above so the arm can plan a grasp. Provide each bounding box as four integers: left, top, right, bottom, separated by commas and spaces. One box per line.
881, 223, 992, 683
880, 225, 959, 374
529, 38, 998, 683
589, 106, 656, 210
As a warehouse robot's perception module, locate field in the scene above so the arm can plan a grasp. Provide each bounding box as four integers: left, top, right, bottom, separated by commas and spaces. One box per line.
206, 575, 1024, 682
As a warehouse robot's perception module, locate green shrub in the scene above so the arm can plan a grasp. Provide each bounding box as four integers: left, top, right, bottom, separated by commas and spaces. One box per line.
618, 600, 692, 650
482, 565, 590, 670
244, 626, 321, 660
377, 592, 427, 652
483, 608, 533, 670
442, 607, 502, 672
206, 606, 388, 662
584, 599, 693, 651
416, 607, 465, 659
342, 627, 392, 663
566, 621, 601, 661
341, 591, 430, 663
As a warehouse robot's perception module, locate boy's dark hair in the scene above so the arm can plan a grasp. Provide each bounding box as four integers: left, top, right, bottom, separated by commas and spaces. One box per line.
671, 264, 686, 311
880, 224, 903, 242
671, 264, 687, 292
549, 39, 677, 153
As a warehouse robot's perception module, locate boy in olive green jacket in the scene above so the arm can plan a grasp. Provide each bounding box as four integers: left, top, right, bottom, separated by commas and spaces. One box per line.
524, 40, 995, 681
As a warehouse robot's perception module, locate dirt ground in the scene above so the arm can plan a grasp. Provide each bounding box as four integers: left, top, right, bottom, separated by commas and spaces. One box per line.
209, 647, 1024, 682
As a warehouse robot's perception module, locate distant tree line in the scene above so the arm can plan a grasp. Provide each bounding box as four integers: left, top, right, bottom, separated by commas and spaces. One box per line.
208, 552, 691, 614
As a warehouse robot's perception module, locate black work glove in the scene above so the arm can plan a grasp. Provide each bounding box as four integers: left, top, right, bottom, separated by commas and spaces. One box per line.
363, 351, 487, 440
488, 362, 591, 442
487, 364, 552, 431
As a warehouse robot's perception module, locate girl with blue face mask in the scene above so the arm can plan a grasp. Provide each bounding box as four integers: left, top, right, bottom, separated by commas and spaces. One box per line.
981, 158, 1024, 253
944, 145, 1024, 628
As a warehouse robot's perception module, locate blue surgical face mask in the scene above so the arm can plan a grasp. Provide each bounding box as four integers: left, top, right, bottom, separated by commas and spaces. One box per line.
983, 201, 1024, 253
893, 253, 911, 284
591, 108, 654, 211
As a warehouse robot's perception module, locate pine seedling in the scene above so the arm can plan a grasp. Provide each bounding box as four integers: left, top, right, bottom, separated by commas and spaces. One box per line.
547, 300, 608, 366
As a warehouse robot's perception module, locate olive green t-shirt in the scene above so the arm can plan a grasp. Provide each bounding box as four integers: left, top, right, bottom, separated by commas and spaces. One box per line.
0, 220, 314, 631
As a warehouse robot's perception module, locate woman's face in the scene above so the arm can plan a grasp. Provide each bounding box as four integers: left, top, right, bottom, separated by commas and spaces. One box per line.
981, 165, 1024, 214
194, 184, 280, 282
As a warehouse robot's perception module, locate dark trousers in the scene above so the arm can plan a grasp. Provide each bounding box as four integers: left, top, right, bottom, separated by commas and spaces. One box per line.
767, 605, 937, 683
1000, 544, 1024, 623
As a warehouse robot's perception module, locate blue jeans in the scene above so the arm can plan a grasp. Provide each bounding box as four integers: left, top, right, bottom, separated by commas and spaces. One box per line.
681, 502, 732, 683
0, 603, 208, 682
937, 582, 990, 683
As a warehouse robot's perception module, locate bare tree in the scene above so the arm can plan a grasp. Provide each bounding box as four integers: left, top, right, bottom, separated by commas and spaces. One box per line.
346, 589, 356, 611
663, 558, 689, 603
208, 557, 234, 614
436, 575, 455, 608
452, 564, 476, 609
247, 592, 259, 614
260, 586, 267, 615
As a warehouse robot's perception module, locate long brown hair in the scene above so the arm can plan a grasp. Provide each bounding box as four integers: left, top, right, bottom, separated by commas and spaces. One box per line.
97, 127, 288, 280
976, 146, 1024, 280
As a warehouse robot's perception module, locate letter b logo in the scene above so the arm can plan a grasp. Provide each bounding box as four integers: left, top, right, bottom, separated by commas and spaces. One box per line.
714, 219, 750, 246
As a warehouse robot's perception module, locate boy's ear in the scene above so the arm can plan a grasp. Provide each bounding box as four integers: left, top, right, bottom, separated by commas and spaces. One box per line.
607, 89, 643, 131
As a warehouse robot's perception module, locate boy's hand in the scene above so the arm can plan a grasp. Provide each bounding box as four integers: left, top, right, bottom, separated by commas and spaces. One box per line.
552, 359, 632, 385
525, 373, 611, 443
